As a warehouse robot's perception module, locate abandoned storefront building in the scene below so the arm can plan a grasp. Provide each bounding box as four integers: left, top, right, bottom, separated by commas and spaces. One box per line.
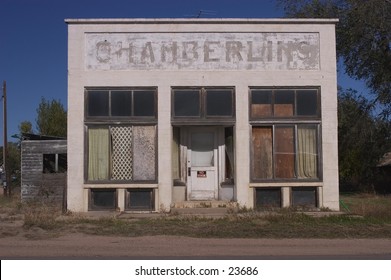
66, 18, 339, 212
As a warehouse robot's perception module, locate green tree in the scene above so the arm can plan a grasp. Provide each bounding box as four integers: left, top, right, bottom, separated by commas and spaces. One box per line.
36, 97, 67, 137
338, 88, 391, 192
277, 0, 391, 115
18, 121, 33, 134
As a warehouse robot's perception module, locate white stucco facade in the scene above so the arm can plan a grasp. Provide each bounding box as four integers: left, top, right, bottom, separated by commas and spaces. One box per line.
66, 18, 339, 212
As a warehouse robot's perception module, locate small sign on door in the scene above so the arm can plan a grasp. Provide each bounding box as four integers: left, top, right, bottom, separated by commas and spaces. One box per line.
197, 171, 207, 178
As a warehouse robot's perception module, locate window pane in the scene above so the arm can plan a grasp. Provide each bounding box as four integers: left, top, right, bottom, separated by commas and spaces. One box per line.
256, 188, 281, 208
174, 90, 200, 116
126, 189, 154, 210
292, 187, 317, 208
90, 189, 116, 210
88, 90, 109, 116
297, 126, 318, 179
252, 127, 273, 179
274, 90, 294, 117
297, 90, 318, 116
275, 126, 295, 178
134, 90, 155, 116
191, 132, 214, 167
251, 90, 272, 118
206, 90, 233, 116
111, 91, 132, 116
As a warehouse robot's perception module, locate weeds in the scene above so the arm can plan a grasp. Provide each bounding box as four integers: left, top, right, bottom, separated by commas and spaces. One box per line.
1, 193, 391, 239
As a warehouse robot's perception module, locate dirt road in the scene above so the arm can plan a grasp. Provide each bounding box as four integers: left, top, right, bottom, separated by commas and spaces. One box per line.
1, 233, 391, 259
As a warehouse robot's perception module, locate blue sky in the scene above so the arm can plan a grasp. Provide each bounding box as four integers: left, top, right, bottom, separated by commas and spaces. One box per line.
0, 0, 368, 143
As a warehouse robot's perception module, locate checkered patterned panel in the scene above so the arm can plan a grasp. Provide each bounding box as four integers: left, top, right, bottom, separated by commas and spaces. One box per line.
110, 126, 133, 180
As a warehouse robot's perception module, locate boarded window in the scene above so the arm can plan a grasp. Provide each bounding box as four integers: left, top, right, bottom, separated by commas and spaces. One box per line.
275, 126, 295, 178
255, 188, 281, 208
274, 90, 294, 117
250, 88, 320, 119
125, 189, 154, 211
251, 125, 319, 181
89, 189, 116, 210
251, 90, 272, 118
252, 127, 273, 179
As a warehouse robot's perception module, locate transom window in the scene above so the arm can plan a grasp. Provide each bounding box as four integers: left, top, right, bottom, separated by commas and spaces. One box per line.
172, 87, 235, 119
250, 88, 320, 119
86, 88, 156, 119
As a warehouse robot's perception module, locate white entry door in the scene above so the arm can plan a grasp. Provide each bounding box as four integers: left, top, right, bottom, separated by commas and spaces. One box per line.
187, 128, 218, 200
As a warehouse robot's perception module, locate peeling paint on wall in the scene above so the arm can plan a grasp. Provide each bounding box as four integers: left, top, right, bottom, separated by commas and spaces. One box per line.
86, 33, 320, 71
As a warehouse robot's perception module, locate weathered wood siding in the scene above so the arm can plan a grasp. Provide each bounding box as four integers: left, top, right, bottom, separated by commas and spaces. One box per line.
21, 140, 67, 207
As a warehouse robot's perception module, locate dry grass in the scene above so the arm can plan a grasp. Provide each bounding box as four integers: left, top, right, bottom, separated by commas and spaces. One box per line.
1, 193, 391, 239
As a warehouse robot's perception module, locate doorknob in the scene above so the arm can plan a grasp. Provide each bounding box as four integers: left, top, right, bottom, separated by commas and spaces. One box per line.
188, 167, 191, 176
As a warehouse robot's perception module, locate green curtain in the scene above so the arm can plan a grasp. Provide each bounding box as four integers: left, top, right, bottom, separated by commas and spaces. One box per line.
297, 126, 318, 178
88, 127, 110, 180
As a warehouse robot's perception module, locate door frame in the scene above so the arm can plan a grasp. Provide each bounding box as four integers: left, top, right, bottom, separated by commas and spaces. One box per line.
179, 126, 225, 201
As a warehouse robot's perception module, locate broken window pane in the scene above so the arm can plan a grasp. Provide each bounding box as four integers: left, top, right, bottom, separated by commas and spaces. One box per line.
274, 90, 294, 117
252, 127, 273, 179
297, 125, 318, 179
134, 90, 155, 116
88, 90, 109, 116
251, 90, 272, 118
174, 90, 200, 116
297, 90, 318, 116
255, 188, 281, 208
111, 91, 132, 116
43, 154, 67, 173
206, 90, 233, 116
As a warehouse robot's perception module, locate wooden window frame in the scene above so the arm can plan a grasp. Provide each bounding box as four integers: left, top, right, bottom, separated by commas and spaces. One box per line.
171, 87, 235, 124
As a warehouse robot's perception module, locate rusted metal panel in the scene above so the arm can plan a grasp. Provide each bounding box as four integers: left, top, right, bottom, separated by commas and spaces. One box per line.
86, 33, 320, 71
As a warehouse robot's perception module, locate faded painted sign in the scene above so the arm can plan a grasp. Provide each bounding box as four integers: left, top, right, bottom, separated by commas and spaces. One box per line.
86, 33, 319, 71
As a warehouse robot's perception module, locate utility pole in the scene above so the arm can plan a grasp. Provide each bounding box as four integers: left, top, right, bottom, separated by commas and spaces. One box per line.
2, 81, 9, 196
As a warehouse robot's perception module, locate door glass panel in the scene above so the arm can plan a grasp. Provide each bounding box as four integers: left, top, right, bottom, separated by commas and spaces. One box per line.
191, 132, 214, 167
